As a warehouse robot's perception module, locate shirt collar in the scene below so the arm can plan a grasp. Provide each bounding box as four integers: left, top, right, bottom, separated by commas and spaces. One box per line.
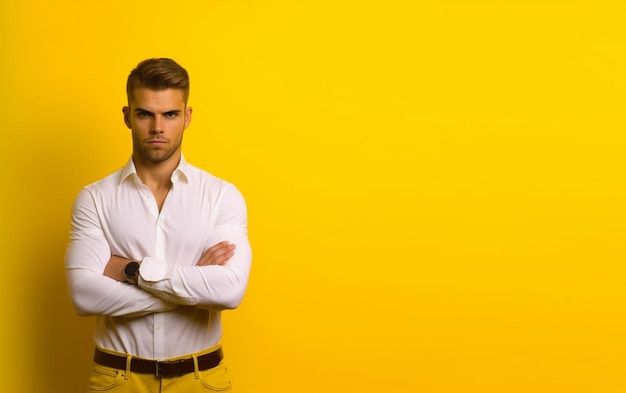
119, 154, 191, 185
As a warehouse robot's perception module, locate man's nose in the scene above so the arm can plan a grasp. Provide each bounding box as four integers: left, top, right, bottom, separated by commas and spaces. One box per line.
151, 116, 164, 133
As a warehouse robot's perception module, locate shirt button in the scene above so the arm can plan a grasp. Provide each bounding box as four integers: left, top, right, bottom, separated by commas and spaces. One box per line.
156, 326, 161, 331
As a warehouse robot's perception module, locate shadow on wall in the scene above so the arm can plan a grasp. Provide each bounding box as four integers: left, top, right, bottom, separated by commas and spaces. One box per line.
35, 244, 95, 393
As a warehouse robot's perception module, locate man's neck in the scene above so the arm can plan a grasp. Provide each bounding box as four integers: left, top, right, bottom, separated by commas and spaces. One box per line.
133, 152, 180, 190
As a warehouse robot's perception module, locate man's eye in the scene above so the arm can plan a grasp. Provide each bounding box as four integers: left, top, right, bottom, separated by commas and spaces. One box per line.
138, 112, 151, 118
165, 112, 178, 118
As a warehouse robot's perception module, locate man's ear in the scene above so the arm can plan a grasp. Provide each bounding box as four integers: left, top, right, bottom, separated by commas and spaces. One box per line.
122, 106, 131, 129
184, 106, 193, 129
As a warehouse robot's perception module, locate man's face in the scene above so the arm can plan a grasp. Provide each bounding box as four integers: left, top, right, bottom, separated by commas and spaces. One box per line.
123, 87, 192, 165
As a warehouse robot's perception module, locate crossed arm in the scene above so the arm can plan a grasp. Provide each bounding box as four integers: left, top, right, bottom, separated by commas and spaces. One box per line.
103, 241, 236, 282
67, 236, 248, 317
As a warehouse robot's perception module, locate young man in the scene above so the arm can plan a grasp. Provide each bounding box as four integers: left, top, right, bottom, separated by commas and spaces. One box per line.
65, 58, 251, 392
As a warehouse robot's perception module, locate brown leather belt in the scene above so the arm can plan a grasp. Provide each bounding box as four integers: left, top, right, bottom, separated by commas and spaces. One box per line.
94, 347, 223, 377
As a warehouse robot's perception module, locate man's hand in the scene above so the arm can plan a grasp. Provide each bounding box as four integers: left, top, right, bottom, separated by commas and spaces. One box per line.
196, 241, 236, 266
103, 255, 133, 282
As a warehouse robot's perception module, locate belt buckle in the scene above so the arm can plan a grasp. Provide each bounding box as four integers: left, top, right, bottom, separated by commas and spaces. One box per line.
155, 358, 185, 378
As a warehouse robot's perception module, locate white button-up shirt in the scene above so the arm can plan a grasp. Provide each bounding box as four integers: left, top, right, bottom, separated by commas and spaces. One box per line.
65, 156, 252, 359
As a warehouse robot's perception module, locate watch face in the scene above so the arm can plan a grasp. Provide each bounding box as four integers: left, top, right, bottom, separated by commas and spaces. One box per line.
124, 261, 140, 278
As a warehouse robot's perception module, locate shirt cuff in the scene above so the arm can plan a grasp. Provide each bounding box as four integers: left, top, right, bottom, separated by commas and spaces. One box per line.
138, 257, 168, 282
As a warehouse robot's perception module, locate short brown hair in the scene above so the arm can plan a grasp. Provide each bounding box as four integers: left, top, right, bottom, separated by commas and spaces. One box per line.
126, 58, 190, 104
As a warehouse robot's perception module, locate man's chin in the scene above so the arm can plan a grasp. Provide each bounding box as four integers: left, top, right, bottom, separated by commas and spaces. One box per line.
144, 151, 174, 164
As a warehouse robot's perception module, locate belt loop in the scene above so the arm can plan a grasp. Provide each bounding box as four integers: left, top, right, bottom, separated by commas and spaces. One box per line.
124, 354, 132, 380
192, 354, 200, 379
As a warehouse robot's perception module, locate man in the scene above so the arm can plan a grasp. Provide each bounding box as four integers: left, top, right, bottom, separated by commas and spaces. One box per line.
65, 58, 252, 392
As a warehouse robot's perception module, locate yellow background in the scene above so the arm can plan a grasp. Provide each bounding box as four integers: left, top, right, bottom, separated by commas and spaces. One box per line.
1, 1, 625, 392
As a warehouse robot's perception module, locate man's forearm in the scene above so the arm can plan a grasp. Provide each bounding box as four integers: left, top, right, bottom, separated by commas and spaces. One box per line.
103, 255, 136, 282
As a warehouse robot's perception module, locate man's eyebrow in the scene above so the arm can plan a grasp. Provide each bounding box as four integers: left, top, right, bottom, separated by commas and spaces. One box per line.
134, 108, 182, 114
134, 108, 153, 114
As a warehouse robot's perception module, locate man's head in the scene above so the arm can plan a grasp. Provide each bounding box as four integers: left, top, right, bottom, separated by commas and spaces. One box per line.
123, 58, 192, 166
126, 58, 190, 105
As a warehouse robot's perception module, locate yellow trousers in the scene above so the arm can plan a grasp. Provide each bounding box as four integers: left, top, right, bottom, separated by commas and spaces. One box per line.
86, 345, 232, 393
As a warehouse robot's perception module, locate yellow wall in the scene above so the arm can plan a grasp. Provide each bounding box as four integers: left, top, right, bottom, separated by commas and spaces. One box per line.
2, 1, 625, 392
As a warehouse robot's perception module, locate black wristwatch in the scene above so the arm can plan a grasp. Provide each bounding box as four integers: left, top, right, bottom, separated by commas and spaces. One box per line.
124, 261, 141, 285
